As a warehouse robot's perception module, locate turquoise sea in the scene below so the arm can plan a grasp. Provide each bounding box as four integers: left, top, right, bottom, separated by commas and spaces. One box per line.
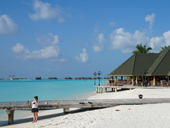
0, 79, 107, 124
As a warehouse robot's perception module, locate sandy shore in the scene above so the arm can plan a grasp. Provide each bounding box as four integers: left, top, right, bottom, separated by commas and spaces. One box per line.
3, 88, 170, 128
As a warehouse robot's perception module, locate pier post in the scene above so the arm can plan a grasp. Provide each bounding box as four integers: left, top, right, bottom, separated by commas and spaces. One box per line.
153, 76, 156, 86
6, 109, 14, 124
63, 108, 70, 114
148, 76, 150, 86
168, 76, 170, 86
99, 87, 101, 93
132, 76, 134, 86
101, 88, 103, 94
105, 88, 107, 92
115, 88, 117, 92
96, 87, 98, 93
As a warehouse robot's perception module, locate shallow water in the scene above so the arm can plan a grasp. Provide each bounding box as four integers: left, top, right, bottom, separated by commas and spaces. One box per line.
0, 79, 107, 124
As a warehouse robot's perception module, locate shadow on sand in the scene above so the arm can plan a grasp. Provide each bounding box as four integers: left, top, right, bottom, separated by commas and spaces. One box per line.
2, 108, 104, 127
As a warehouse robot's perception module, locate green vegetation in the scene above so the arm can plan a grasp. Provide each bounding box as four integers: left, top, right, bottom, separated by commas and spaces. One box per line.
159, 46, 167, 52
0, 78, 28, 80
132, 43, 152, 54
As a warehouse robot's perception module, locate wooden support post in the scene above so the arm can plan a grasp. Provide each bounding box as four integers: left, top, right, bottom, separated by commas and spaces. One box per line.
111, 76, 114, 80
148, 76, 150, 86
136, 77, 138, 86
96, 87, 98, 93
101, 88, 103, 94
115, 88, 117, 92
63, 108, 69, 114
105, 88, 107, 92
132, 76, 134, 86
115, 76, 117, 82
121, 76, 123, 80
99, 87, 101, 93
153, 76, 156, 86
6, 109, 14, 124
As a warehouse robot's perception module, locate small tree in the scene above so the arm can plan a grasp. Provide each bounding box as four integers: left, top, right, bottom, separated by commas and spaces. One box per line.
159, 46, 167, 52
132, 43, 152, 54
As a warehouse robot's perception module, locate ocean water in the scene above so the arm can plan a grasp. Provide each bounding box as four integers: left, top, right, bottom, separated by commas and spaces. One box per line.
0, 79, 107, 124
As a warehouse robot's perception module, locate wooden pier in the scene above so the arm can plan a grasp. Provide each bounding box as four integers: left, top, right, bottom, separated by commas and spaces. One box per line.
1, 98, 170, 124
95, 85, 170, 93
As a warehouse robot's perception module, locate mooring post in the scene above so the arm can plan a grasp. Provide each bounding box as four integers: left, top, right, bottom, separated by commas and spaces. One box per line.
6, 109, 15, 124
63, 108, 70, 114
101, 88, 103, 94
96, 87, 98, 93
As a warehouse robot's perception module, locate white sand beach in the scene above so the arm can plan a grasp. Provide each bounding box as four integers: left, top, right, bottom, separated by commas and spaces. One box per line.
3, 88, 170, 128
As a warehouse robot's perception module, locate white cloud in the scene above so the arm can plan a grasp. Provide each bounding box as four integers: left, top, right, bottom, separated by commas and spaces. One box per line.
12, 43, 62, 60
145, 13, 155, 29
109, 22, 116, 27
149, 30, 170, 52
110, 27, 170, 53
149, 37, 164, 51
37, 33, 59, 45
110, 28, 149, 53
0, 15, 18, 34
93, 33, 105, 52
48, 33, 59, 44
12, 43, 30, 56
75, 48, 89, 62
12, 34, 65, 62
27, 46, 61, 59
163, 30, 170, 46
29, 0, 64, 22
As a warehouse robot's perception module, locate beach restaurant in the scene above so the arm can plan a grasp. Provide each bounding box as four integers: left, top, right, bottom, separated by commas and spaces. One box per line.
108, 45, 170, 86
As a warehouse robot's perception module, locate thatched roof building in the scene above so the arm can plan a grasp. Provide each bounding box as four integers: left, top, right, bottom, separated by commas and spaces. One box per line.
109, 46, 170, 86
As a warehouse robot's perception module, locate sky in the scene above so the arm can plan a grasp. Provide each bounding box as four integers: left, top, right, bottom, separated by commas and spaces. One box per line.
0, 0, 170, 79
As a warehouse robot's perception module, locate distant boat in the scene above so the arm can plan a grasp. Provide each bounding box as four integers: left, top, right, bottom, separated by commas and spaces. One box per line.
48, 77, 58, 80
65, 77, 72, 79
34, 77, 41, 80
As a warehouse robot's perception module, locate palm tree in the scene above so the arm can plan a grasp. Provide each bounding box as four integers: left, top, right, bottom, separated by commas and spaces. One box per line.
159, 46, 167, 52
132, 43, 152, 54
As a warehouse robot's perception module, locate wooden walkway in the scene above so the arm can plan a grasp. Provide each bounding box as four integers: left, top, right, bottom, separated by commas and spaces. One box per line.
95, 85, 170, 93
1, 98, 170, 124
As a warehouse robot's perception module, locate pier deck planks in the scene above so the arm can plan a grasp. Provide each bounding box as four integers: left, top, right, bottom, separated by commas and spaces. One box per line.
1, 98, 170, 110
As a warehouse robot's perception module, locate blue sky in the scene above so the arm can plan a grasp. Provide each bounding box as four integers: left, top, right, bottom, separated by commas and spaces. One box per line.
0, 0, 170, 79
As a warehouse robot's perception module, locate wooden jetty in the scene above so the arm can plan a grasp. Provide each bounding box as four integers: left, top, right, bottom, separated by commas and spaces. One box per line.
1, 98, 170, 124
95, 85, 170, 93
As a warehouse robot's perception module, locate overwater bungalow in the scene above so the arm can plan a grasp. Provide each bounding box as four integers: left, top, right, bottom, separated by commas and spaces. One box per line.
34, 77, 41, 80
75, 77, 83, 79
93, 77, 102, 79
108, 46, 170, 86
103, 77, 111, 79
48, 77, 58, 79
75, 77, 92, 79
84, 77, 92, 79
65, 77, 73, 79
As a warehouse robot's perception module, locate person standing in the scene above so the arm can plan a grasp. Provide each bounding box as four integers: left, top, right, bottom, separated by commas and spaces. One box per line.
29, 96, 39, 123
